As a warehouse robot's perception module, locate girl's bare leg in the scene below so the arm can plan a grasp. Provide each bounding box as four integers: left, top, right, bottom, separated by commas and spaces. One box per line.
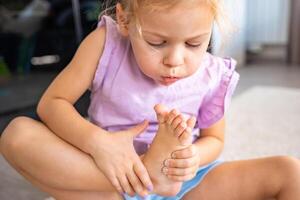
182, 156, 300, 200
15, 168, 121, 200
0, 110, 192, 199
0, 116, 123, 200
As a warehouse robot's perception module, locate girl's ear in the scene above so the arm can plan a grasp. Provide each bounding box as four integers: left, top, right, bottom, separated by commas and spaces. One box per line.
116, 3, 129, 36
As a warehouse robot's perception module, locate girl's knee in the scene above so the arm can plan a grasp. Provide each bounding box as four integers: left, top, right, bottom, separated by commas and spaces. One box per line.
274, 156, 300, 179
276, 156, 300, 168
1, 116, 36, 155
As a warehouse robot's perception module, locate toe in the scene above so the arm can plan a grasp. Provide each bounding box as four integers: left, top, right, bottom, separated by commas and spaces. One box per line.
166, 109, 180, 125
187, 116, 196, 129
174, 121, 187, 137
179, 127, 193, 145
171, 115, 184, 129
154, 104, 169, 123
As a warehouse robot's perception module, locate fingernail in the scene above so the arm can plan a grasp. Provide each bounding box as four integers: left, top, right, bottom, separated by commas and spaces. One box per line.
142, 196, 149, 200
171, 153, 176, 158
162, 167, 168, 174
163, 159, 169, 166
147, 185, 153, 192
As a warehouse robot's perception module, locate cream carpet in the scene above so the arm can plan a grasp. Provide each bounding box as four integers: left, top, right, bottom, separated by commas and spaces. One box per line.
221, 86, 300, 160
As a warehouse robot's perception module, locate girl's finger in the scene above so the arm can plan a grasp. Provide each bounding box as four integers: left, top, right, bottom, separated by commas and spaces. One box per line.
162, 166, 196, 176
118, 174, 135, 197
164, 158, 196, 168
167, 173, 196, 182
172, 145, 197, 159
133, 161, 153, 192
126, 170, 148, 197
109, 175, 124, 194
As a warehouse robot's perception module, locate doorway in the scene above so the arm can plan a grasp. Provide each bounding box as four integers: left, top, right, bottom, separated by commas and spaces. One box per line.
288, 0, 300, 65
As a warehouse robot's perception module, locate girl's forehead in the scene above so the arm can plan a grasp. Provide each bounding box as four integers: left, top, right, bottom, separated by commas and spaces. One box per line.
138, 0, 207, 10
135, 2, 214, 38
137, 0, 211, 13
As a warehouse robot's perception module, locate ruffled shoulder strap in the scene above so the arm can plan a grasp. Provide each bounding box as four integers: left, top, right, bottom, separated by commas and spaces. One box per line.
197, 55, 240, 129
91, 15, 125, 91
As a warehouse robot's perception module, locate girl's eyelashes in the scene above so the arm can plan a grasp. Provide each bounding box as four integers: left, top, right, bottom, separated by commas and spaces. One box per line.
146, 41, 166, 47
146, 40, 202, 48
185, 42, 202, 48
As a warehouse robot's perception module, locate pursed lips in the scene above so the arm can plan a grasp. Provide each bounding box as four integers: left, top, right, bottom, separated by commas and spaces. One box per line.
161, 76, 181, 84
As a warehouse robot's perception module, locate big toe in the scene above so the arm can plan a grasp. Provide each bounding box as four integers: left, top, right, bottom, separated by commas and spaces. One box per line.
154, 104, 169, 123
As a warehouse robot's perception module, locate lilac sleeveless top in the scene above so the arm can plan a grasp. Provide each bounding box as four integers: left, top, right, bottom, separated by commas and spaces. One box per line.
88, 16, 240, 154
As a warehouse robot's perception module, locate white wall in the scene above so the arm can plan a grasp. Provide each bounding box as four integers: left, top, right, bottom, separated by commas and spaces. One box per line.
212, 0, 291, 66
246, 0, 290, 50
212, 0, 247, 66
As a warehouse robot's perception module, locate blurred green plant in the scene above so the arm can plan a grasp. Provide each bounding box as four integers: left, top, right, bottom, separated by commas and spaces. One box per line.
0, 56, 10, 76
0, 0, 32, 10
85, 2, 101, 21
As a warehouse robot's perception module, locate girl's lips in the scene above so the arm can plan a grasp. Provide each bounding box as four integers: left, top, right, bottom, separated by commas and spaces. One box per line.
161, 76, 180, 85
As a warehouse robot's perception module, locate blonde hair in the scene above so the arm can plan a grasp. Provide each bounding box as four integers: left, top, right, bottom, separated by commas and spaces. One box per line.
99, 0, 233, 39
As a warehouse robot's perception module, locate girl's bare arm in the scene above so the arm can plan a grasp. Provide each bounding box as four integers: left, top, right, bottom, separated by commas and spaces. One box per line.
37, 27, 107, 154
36, 26, 153, 196
194, 118, 225, 166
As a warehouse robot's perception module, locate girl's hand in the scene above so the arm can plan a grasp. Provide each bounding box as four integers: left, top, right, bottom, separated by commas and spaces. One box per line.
162, 144, 200, 182
90, 121, 153, 197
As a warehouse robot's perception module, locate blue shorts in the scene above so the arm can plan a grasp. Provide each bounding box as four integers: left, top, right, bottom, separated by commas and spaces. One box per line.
124, 161, 222, 200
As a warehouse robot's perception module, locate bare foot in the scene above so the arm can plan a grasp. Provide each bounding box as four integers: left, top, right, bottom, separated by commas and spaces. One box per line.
142, 104, 196, 196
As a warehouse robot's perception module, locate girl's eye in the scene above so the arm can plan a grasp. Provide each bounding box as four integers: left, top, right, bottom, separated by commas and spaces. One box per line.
146, 41, 166, 47
186, 42, 201, 48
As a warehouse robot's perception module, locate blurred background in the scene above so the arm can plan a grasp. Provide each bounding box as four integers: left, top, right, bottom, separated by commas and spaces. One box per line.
0, 0, 104, 131
0, 0, 300, 199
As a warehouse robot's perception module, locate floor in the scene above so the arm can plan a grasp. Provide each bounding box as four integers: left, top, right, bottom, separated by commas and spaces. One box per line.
0, 72, 90, 133
0, 73, 55, 131
0, 47, 299, 199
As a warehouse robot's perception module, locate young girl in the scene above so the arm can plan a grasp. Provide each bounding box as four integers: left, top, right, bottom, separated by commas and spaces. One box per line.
1, 0, 300, 200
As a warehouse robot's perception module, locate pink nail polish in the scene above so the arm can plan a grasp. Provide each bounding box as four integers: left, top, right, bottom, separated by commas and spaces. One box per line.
147, 185, 153, 192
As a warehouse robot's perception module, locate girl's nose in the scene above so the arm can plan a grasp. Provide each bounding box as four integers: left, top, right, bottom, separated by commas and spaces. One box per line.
163, 48, 184, 67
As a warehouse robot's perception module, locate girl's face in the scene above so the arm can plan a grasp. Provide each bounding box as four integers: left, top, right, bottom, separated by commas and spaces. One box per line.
118, 1, 214, 86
